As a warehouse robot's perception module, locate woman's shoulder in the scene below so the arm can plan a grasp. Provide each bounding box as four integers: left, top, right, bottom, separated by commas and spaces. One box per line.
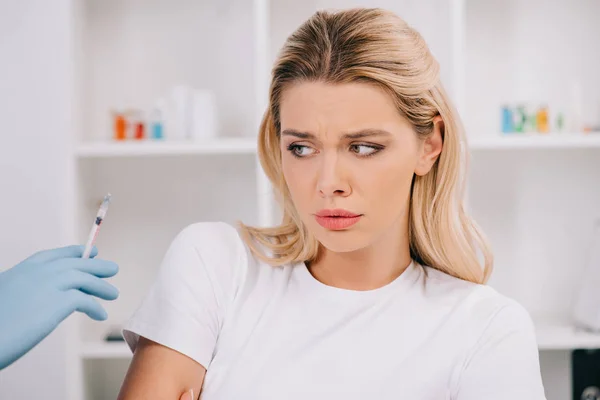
424, 267, 545, 397
420, 265, 534, 334
422, 264, 512, 302
175, 221, 245, 254
167, 221, 292, 308
157, 221, 248, 283
170, 221, 276, 275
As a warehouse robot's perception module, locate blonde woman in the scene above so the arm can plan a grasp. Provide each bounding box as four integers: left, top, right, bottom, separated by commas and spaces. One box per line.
118, 8, 546, 400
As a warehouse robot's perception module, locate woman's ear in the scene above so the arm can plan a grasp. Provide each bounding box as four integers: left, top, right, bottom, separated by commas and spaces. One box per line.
415, 116, 444, 176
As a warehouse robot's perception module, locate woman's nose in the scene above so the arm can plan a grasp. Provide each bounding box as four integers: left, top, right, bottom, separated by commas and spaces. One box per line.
317, 154, 351, 198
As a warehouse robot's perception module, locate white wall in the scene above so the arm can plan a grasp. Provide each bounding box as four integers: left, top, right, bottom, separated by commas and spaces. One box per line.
81, 0, 256, 141
465, 0, 600, 135
0, 0, 75, 398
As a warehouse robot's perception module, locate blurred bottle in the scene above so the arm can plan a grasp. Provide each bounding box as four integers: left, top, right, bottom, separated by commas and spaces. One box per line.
150, 99, 165, 140
190, 89, 217, 141
524, 104, 536, 133
536, 105, 549, 133
501, 105, 513, 133
513, 105, 527, 133
113, 111, 127, 141
133, 110, 145, 140
556, 112, 565, 132
167, 85, 192, 141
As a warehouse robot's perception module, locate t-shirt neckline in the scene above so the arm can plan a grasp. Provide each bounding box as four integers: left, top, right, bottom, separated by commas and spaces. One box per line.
294, 259, 420, 301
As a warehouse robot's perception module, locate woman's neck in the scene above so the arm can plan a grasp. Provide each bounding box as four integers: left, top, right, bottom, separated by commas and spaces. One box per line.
307, 226, 412, 291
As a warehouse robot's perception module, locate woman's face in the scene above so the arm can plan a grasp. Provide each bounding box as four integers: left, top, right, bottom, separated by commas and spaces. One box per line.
279, 81, 441, 253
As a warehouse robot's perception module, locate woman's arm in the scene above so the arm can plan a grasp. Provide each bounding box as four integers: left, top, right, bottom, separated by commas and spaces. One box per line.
117, 337, 206, 400
119, 223, 244, 398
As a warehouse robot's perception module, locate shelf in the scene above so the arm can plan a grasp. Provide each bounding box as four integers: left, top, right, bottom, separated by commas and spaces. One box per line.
468, 133, 600, 150
536, 321, 600, 351
80, 341, 131, 359
75, 133, 600, 158
76, 321, 600, 359
76, 134, 600, 158
76, 138, 258, 158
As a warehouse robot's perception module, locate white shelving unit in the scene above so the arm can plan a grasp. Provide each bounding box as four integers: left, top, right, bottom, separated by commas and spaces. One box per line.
75, 132, 600, 160
76, 132, 600, 158
75, 138, 258, 158
469, 133, 600, 150
463, 1, 600, 398
65, 1, 600, 399
537, 323, 600, 351
75, 323, 600, 361
69, 1, 272, 399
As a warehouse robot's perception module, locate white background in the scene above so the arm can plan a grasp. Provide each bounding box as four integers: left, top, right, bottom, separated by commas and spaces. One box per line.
1, 0, 599, 399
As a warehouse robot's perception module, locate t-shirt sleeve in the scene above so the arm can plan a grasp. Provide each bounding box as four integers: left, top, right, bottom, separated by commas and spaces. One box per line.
122, 222, 245, 370
452, 301, 547, 400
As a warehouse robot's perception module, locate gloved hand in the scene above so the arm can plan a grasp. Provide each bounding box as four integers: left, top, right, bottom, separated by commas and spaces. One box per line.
0, 245, 119, 369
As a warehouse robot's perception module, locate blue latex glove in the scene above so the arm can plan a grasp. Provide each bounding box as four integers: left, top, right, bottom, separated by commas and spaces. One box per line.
0, 245, 119, 370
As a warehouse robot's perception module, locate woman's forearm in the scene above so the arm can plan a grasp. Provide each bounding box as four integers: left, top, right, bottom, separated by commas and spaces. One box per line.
118, 337, 206, 400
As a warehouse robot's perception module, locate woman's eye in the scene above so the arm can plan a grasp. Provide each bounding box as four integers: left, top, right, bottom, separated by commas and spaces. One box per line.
287, 144, 315, 157
350, 144, 380, 156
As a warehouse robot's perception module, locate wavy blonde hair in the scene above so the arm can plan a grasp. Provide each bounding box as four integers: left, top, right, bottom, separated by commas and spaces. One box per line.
238, 8, 493, 284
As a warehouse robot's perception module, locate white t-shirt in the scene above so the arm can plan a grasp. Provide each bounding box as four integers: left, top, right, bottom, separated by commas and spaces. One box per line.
123, 222, 547, 400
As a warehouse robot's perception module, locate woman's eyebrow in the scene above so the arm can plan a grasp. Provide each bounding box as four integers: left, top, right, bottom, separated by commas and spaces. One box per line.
281, 129, 315, 139
341, 129, 392, 139
281, 129, 392, 140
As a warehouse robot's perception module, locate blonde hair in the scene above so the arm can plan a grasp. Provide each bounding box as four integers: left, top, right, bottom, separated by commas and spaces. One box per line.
238, 8, 493, 284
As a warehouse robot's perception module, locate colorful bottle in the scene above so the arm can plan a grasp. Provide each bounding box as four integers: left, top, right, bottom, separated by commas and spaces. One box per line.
513, 105, 527, 133
521, 105, 533, 133
501, 105, 513, 133
150, 100, 165, 140
536, 105, 549, 133
556, 112, 565, 132
113, 111, 127, 141
133, 111, 145, 140
134, 122, 144, 139
152, 120, 163, 139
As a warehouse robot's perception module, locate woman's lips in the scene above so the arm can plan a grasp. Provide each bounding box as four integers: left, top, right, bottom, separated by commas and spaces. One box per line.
314, 209, 362, 230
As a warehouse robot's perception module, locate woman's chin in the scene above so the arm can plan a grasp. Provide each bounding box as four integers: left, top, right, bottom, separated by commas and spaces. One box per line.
314, 229, 367, 254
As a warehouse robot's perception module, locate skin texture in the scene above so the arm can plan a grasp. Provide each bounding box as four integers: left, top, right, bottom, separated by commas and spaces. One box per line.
116, 81, 443, 398
279, 81, 442, 291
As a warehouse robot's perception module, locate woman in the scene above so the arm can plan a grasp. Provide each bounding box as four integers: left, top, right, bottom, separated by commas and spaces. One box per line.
118, 8, 546, 400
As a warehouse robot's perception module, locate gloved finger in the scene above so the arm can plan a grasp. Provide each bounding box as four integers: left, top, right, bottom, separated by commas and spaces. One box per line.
25, 245, 98, 264
66, 289, 108, 321
58, 270, 119, 300
56, 258, 118, 278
